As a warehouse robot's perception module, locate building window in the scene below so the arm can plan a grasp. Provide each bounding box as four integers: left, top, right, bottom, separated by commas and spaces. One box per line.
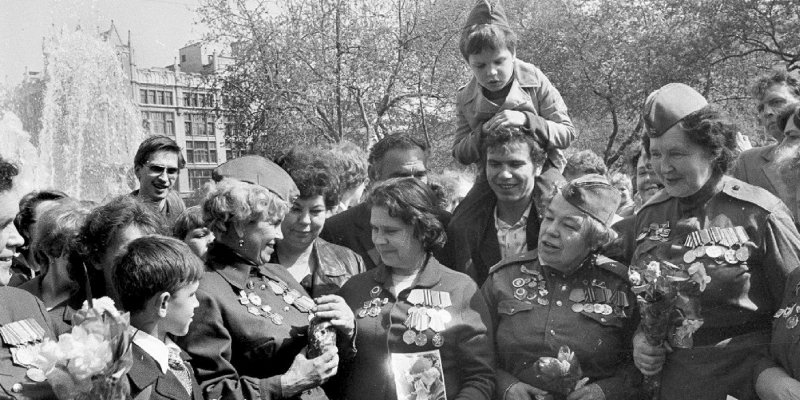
185, 140, 217, 164
185, 113, 214, 136
188, 169, 213, 191
142, 111, 175, 135
181, 54, 187, 62
140, 89, 147, 104
165, 92, 173, 105
140, 89, 173, 105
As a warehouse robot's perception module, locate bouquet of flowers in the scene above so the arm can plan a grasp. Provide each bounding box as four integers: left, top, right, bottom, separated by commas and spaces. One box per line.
29, 297, 133, 400
628, 256, 710, 398
518, 346, 584, 396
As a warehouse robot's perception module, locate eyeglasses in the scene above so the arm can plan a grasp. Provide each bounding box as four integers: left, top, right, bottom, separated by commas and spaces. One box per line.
146, 163, 179, 176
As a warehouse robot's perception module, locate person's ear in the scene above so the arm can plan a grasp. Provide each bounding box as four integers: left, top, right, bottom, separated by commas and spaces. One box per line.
368, 164, 380, 182
232, 221, 246, 240
157, 292, 171, 318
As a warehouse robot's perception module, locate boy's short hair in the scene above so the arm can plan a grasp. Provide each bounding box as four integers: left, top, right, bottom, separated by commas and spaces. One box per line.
459, 24, 518, 60
563, 150, 608, 179
480, 128, 546, 168
172, 206, 205, 239
113, 235, 204, 313
133, 135, 186, 170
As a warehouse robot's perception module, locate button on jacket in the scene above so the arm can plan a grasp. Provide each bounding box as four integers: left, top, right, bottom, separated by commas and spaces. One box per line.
332, 257, 495, 400
632, 175, 800, 400
177, 245, 329, 400
482, 251, 640, 400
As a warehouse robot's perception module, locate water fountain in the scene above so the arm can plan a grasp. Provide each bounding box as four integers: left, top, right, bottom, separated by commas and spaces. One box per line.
28, 28, 144, 202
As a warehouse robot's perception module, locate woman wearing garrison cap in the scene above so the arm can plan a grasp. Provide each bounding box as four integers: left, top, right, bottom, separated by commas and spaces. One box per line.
483, 175, 640, 400
631, 83, 800, 399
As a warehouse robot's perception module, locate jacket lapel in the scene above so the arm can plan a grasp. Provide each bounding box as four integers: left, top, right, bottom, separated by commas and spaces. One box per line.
128, 344, 160, 396
154, 370, 191, 400
353, 204, 380, 268
760, 149, 782, 194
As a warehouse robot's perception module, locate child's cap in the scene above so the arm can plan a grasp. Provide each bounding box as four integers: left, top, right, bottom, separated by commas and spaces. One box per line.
464, 0, 510, 29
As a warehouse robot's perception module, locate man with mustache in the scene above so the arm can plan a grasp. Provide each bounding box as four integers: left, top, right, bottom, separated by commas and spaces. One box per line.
732, 70, 800, 223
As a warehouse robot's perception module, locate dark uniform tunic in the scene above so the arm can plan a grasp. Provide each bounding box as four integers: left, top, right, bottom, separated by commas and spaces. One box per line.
333, 257, 495, 400
0, 286, 57, 400
632, 175, 800, 400
756, 267, 800, 390
482, 250, 640, 400
177, 244, 339, 400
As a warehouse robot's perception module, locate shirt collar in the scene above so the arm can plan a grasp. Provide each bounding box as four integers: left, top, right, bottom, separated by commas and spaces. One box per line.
494, 202, 532, 231
130, 328, 170, 374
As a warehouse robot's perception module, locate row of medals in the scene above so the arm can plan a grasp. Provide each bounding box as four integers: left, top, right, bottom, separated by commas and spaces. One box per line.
513, 265, 630, 317
0, 318, 47, 384
681, 226, 752, 265
356, 286, 453, 348
237, 277, 316, 325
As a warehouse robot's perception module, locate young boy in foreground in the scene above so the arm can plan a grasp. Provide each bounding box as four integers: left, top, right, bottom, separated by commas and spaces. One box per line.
113, 235, 203, 400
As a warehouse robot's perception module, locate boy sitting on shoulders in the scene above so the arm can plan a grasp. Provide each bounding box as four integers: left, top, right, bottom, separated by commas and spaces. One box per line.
113, 235, 203, 400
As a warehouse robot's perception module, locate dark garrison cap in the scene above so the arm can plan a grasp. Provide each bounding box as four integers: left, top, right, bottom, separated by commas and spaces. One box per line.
213, 155, 299, 202
464, 0, 510, 29
561, 174, 621, 226
643, 83, 708, 137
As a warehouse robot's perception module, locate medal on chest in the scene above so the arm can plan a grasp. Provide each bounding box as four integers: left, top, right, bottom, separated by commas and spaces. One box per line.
357, 286, 389, 319
0, 318, 48, 382
568, 279, 630, 317
513, 264, 549, 305
237, 275, 315, 325
682, 226, 751, 265
402, 289, 452, 348
775, 303, 800, 330
636, 222, 671, 242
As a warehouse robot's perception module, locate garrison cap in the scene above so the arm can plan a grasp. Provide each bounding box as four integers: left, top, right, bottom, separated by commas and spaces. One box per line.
464, 0, 510, 29
561, 174, 621, 226
643, 83, 708, 137
213, 155, 299, 202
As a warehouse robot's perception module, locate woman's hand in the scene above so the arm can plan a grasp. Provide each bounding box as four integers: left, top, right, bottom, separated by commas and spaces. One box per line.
314, 294, 355, 339
504, 381, 551, 400
756, 367, 800, 400
567, 383, 605, 400
280, 346, 339, 397
633, 330, 671, 376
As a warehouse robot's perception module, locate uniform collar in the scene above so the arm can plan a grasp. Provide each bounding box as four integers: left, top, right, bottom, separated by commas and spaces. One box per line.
207, 244, 290, 290
466, 62, 543, 112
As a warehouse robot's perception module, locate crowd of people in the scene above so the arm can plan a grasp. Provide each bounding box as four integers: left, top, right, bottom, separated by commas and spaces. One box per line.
3, 1, 800, 399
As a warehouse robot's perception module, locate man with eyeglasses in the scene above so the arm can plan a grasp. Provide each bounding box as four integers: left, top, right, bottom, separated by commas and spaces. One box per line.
131, 135, 186, 225
320, 133, 455, 270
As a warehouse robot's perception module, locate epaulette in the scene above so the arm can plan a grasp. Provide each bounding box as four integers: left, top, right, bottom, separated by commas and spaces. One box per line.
488, 250, 538, 275
721, 177, 783, 213
594, 255, 629, 281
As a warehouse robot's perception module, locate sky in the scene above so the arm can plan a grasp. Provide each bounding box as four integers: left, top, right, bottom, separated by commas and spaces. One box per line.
1, 0, 206, 85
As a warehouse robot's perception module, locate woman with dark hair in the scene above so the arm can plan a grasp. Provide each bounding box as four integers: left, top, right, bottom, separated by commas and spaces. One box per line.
18, 199, 92, 334
631, 83, 800, 399
273, 146, 365, 297
78, 195, 168, 300
8, 189, 68, 285
332, 177, 494, 400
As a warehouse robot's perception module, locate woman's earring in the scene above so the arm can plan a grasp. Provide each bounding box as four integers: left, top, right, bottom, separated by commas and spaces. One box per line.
238, 239, 244, 248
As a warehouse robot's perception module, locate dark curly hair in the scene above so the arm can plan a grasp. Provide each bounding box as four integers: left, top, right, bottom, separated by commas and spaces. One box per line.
480, 128, 547, 168
750, 69, 800, 101
644, 105, 737, 175
0, 157, 18, 193
367, 177, 446, 253
275, 146, 341, 210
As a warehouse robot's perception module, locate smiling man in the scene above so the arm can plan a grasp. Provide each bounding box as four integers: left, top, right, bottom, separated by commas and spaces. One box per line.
448, 128, 560, 285
131, 135, 187, 226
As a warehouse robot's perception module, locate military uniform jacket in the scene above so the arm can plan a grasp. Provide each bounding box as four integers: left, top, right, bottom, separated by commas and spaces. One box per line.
632, 175, 800, 400
482, 250, 640, 400
732, 143, 800, 226
177, 245, 327, 400
756, 267, 800, 387
332, 257, 495, 400
0, 286, 58, 400
271, 238, 365, 298
453, 60, 575, 169
128, 343, 204, 400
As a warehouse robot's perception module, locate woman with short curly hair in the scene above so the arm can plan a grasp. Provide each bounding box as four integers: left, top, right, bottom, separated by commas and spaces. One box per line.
632, 83, 800, 399
331, 177, 495, 400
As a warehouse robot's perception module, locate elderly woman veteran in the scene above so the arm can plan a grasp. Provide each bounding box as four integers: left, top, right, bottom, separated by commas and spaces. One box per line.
273, 146, 365, 298
332, 177, 494, 400
483, 175, 640, 400
631, 83, 800, 400
177, 156, 355, 400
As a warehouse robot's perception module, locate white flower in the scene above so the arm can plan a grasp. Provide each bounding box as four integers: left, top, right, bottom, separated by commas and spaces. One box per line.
646, 261, 661, 276
628, 269, 642, 285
